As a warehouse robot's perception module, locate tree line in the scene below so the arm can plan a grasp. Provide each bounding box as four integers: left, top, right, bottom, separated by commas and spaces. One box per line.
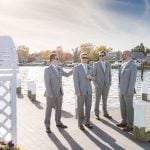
17, 42, 150, 63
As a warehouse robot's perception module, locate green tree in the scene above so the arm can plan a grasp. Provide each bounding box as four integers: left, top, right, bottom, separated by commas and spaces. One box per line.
145, 48, 150, 55
131, 43, 146, 55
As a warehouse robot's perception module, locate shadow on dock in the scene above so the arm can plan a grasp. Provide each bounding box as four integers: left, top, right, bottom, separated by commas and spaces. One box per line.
48, 133, 68, 150
100, 119, 149, 149
62, 110, 74, 118
30, 100, 44, 109
58, 129, 83, 150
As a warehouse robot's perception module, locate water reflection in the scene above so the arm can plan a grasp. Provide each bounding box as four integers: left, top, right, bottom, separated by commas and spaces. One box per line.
18, 66, 150, 114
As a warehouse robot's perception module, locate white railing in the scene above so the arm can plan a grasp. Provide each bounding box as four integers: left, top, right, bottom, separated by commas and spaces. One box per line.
0, 36, 18, 144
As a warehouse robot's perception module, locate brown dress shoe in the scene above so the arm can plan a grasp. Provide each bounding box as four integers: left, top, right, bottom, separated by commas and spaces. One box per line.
85, 124, 93, 129
116, 122, 127, 128
46, 128, 51, 133
104, 114, 112, 119
79, 125, 85, 131
56, 123, 68, 128
95, 115, 101, 120
123, 126, 133, 132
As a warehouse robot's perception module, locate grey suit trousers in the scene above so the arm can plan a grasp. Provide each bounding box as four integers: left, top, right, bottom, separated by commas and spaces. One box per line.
77, 95, 92, 126
119, 94, 134, 128
44, 95, 62, 128
95, 85, 109, 116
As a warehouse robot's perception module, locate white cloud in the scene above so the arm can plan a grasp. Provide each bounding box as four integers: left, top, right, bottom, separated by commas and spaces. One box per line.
0, 0, 150, 52
144, 0, 150, 15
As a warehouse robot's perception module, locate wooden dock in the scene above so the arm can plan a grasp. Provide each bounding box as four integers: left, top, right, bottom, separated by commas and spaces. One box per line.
17, 95, 150, 150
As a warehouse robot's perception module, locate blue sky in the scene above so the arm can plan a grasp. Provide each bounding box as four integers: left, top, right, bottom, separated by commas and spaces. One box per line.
0, 0, 150, 52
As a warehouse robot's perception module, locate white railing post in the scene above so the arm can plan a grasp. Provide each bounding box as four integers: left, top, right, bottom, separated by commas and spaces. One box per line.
0, 36, 18, 144
27, 81, 36, 101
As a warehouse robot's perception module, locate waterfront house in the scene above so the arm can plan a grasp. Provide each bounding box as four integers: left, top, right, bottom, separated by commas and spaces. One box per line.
131, 52, 146, 62
106, 51, 121, 62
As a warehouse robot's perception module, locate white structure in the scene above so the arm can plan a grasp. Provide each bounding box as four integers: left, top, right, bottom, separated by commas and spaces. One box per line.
0, 36, 18, 143
134, 101, 150, 131
141, 82, 150, 101
27, 81, 36, 101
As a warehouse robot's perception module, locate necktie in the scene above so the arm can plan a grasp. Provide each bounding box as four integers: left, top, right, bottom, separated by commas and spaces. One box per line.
84, 64, 87, 74
54, 66, 59, 76
102, 62, 105, 72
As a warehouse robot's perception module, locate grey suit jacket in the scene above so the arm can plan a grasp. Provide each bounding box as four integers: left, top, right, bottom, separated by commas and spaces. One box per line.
44, 65, 72, 97
119, 60, 137, 95
93, 61, 112, 88
73, 64, 92, 95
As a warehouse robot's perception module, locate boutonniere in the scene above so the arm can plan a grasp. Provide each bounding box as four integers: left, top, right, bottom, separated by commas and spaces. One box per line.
87, 66, 92, 74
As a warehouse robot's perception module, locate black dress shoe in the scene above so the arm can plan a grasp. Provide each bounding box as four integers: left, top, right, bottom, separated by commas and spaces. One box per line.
79, 125, 85, 131
104, 114, 112, 119
95, 115, 101, 120
116, 123, 127, 128
123, 126, 133, 132
85, 124, 93, 129
56, 123, 68, 128
46, 128, 51, 133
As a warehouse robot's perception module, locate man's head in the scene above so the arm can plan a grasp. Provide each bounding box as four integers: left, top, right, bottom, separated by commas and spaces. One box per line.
99, 51, 106, 61
80, 52, 88, 64
121, 50, 131, 62
49, 53, 59, 65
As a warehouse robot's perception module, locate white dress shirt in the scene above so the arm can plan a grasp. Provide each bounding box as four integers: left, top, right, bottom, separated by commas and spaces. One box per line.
82, 63, 87, 74
101, 61, 106, 72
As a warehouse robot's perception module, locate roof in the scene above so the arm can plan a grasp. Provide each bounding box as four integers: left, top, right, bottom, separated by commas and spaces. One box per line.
131, 52, 146, 59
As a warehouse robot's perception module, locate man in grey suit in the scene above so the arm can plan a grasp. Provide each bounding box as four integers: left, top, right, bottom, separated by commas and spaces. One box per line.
93, 51, 112, 120
73, 52, 93, 131
44, 53, 72, 133
117, 50, 137, 132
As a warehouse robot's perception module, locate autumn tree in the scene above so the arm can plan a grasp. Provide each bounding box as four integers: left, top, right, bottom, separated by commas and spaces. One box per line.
39, 50, 51, 60
93, 45, 113, 61
95, 45, 113, 53
62, 52, 73, 62
80, 43, 94, 54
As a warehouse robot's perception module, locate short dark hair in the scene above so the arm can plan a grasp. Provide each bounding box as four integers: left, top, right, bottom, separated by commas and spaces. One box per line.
49, 53, 57, 62
99, 51, 106, 56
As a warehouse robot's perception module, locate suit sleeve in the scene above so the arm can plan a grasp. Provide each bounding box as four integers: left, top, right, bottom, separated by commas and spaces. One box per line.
127, 64, 137, 94
73, 66, 80, 94
44, 68, 53, 97
62, 69, 73, 77
109, 64, 112, 86
92, 63, 99, 87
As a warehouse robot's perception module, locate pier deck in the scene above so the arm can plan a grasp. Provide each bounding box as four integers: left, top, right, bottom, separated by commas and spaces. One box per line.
17, 95, 150, 150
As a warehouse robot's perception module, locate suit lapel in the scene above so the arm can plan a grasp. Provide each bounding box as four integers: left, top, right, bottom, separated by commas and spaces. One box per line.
80, 64, 86, 75
50, 65, 60, 79
99, 61, 105, 73
121, 61, 132, 75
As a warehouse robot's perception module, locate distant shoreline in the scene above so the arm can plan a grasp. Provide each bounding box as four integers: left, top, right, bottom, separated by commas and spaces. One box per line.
19, 63, 150, 69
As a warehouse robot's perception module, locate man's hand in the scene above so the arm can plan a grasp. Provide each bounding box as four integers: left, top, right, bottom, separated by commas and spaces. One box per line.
86, 74, 92, 80
76, 92, 81, 96
48, 96, 54, 100
127, 92, 132, 96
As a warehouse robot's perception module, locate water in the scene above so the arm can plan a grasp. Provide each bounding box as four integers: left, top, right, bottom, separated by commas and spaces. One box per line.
18, 66, 150, 114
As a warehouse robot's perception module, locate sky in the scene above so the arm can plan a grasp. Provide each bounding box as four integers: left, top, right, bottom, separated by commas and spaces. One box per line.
0, 0, 150, 53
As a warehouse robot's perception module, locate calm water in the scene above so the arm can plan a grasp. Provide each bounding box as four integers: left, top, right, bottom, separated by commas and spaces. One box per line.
18, 66, 150, 114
